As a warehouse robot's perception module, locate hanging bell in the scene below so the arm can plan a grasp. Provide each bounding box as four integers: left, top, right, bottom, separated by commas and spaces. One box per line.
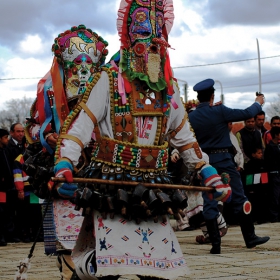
156, 191, 174, 215
117, 189, 129, 217
132, 184, 149, 210
171, 189, 188, 218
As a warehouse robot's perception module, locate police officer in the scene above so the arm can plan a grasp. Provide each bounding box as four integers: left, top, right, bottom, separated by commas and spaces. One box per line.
189, 78, 269, 254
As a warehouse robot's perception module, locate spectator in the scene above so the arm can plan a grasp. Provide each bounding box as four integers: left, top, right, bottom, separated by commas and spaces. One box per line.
236, 117, 264, 164
263, 116, 280, 146
228, 122, 244, 172
189, 78, 269, 254
244, 147, 269, 224
7, 123, 27, 239
264, 126, 280, 223
254, 111, 267, 137
7, 123, 26, 160
0, 128, 20, 245
13, 147, 43, 243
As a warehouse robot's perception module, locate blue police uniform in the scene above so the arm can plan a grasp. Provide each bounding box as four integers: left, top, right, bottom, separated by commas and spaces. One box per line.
188, 79, 269, 253
189, 100, 262, 220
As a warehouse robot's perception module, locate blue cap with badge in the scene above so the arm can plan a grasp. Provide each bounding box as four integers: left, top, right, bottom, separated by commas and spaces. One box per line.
193, 78, 215, 92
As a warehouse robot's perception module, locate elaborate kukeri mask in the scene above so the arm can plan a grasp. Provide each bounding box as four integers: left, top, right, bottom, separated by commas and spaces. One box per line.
52, 24, 108, 99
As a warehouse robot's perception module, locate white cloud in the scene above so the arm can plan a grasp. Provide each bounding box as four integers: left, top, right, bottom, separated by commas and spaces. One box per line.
4, 56, 51, 78
19, 34, 44, 54
0, 56, 53, 109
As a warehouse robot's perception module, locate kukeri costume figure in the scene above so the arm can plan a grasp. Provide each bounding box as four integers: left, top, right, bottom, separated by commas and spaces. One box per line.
52, 1, 231, 279
24, 25, 109, 280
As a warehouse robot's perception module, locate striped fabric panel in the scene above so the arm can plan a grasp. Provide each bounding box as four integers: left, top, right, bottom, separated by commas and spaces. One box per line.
42, 201, 57, 255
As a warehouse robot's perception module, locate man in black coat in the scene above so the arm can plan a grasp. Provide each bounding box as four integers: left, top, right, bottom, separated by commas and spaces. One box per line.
7, 123, 26, 160
264, 126, 280, 223
0, 128, 20, 245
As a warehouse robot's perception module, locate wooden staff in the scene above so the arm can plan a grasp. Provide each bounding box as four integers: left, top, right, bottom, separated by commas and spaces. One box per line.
51, 177, 214, 192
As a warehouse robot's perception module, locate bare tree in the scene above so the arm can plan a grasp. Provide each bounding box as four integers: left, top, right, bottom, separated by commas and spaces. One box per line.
0, 96, 34, 128
265, 93, 280, 120
0, 110, 14, 129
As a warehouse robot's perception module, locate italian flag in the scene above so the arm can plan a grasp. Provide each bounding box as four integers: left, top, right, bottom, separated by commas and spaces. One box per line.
245, 173, 268, 185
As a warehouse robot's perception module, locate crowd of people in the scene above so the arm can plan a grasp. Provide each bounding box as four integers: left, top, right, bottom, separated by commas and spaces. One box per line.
0, 123, 43, 246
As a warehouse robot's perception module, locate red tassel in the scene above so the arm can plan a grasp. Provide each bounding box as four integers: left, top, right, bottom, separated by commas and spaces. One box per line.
164, 53, 173, 96
124, 77, 132, 93
51, 58, 69, 126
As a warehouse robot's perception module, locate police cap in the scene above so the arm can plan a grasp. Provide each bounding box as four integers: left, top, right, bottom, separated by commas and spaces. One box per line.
193, 79, 215, 92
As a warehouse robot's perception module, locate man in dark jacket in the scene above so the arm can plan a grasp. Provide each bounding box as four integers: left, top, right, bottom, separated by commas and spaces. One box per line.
264, 126, 280, 223
254, 110, 267, 137
236, 117, 264, 164
7, 123, 26, 160
6, 123, 27, 242
189, 78, 269, 254
0, 128, 20, 245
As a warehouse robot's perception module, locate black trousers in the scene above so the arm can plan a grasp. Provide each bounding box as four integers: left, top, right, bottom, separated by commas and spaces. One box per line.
15, 195, 42, 239
0, 190, 17, 238
268, 174, 280, 221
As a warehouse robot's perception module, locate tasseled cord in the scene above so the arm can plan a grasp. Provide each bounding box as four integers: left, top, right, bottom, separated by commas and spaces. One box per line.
14, 197, 52, 280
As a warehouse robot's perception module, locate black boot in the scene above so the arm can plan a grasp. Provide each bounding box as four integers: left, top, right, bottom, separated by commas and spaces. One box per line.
205, 218, 221, 254
238, 213, 270, 248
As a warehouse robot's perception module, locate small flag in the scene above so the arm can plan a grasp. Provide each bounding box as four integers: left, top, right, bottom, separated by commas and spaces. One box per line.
148, 228, 154, 236
246, 174, 253, 185
105, 227, 112, 234
261, 173, 268, 184
0, 192, 6, 203
30, 192, 44, 204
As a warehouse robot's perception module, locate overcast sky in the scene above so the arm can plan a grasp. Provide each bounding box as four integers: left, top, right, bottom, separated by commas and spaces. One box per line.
1, 0, 280, 118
